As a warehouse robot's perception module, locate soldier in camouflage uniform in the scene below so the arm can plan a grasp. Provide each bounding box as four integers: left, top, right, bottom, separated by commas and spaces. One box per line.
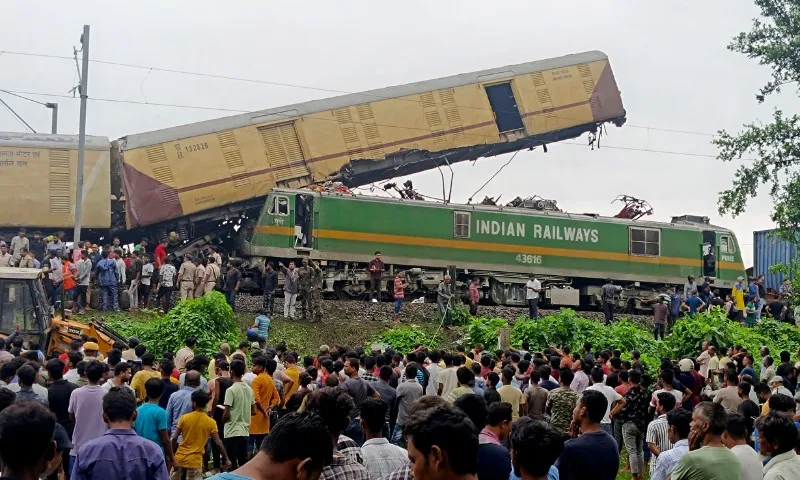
298, 257, 323, 322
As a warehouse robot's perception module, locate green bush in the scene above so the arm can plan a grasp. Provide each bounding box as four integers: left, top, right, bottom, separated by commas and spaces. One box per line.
462, 317, 509, 350
375, 327, 430, 354
105, 292, 241, 357
463, 307, 800, 374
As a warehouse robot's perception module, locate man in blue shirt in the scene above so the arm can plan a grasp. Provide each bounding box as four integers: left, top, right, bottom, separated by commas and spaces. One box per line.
668, 289, 682, 330
72, 387, 168, 479
96, 250, 119, 312
683, 292, 706, 315
166, 371, 202, 436
248, 310, 271, 349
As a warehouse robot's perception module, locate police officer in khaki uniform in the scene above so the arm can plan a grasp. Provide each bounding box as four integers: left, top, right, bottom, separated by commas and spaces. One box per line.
177, 254, 197, 300
204, 256, 220, 294
193, 257, 206, 298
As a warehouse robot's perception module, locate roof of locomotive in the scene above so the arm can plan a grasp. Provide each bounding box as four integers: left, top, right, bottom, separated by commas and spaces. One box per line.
271, 187, 735, 235
121, 50, 610, 149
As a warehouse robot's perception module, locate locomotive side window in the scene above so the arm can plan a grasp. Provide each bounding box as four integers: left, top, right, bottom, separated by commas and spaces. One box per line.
630, 227, 660, 256
720, 235, 735, 254
269, 196, 289, 216
454, 212, 471, 238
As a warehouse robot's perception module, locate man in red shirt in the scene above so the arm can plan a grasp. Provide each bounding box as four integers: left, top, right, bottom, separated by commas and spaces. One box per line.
468, 277, 480, 316
154, 240, 168, 269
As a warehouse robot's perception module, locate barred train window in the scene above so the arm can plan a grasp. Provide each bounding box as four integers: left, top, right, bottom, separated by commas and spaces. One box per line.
629, 227, 660, 256
454, 212, 471, 238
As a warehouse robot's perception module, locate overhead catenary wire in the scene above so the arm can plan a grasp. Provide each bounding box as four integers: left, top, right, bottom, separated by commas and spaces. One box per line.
0, 49, 720, 139
0, 95, 36, 132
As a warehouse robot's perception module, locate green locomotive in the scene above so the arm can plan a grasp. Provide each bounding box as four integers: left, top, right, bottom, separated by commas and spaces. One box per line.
237, 188, 746, 309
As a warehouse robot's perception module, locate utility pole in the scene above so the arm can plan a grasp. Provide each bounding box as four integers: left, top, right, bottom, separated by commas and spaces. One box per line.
73, 25, 90, 246
45, 103, 58, 134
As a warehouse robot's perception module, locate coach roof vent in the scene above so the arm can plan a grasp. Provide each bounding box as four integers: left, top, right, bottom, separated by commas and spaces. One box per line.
671, 215, 710, 225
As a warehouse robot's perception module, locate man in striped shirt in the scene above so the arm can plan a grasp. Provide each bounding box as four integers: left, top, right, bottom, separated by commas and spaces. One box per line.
646, 392, 676, 475
650, 408, 691, 480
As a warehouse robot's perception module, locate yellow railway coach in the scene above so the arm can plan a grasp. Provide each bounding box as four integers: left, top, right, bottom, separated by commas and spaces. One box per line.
120, 50, 625, 230
0, 132, 111, 229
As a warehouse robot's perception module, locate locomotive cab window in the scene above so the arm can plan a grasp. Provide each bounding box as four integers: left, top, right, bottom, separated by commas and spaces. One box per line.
629, 227, 660, 256
454, 211, 471, 238
269, 196, 289, 216
720, 235, 735, 254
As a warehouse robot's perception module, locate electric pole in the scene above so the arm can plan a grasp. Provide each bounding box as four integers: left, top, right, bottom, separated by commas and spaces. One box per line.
45, 103, 58, 134
73, 25, 89, 246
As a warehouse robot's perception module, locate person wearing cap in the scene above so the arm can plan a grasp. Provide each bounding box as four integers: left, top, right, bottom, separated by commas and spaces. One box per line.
177, 254, 197, 301
0, 242, 12, 267
83, 342, 100, 360
768, 376, 793, 397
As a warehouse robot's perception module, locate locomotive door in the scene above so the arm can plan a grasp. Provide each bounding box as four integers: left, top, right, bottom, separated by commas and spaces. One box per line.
702, 230, 717, 278
294, 193, 314, 251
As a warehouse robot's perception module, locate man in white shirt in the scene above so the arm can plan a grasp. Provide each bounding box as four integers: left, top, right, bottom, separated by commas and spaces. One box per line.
757, 411, 800, 480
722, 412, 763, 480
360, 398, 408, 479
141, 258, 154, 308
525, 275, 541, 319
585, 367, 624, 435
437, 355, 458, 398
425, 352, 442, 396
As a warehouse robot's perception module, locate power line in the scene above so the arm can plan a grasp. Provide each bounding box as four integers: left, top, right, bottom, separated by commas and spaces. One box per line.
0, 88, 249, 113
0, 49, 719, 139
0, 89, 48, 106
0, 95, 36, 132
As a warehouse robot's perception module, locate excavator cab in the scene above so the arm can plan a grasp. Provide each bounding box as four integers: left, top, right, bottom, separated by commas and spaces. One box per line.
0, 267, 127, 355
0, 267, 50, 349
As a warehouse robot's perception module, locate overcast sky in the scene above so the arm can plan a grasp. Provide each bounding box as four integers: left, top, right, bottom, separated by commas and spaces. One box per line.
1, 0, 792, 267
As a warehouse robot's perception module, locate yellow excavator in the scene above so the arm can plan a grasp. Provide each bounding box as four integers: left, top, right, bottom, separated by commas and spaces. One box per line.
0, 267, 126, 355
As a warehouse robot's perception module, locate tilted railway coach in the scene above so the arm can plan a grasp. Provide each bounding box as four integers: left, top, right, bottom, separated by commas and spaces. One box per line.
236, 188, 746, 309
0, 50, 625, 252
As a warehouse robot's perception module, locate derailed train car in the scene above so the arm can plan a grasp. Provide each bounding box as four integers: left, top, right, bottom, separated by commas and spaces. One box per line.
237, 188, 747, 308
1, 50, 627, 242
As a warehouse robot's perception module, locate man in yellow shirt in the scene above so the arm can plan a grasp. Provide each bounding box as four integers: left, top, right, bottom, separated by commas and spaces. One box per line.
282, 354, 301, 403
171, 389, 230, 479
130, 353, 161, 402
498, 367, 526, 420
732, 276, 746, 321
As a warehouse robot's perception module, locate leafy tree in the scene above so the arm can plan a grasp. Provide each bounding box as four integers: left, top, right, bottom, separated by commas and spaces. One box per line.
715, 0, 800, 243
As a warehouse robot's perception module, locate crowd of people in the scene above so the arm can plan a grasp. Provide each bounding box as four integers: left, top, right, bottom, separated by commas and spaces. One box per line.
0, 228, 247, 314
0, 319, 799, 480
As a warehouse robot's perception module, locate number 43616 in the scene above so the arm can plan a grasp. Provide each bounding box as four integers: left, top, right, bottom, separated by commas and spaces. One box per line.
515, 254, 542, 264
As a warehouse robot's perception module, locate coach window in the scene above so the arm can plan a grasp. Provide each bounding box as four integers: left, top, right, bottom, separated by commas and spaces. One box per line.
454, 212, 471, 239
629, 227, 660, 256
269, 196, 289, 216
720, 235, 735, 254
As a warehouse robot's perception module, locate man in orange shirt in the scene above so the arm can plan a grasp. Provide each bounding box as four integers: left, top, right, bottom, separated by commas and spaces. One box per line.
249, 357, 281, 454
62, 254, 78, 312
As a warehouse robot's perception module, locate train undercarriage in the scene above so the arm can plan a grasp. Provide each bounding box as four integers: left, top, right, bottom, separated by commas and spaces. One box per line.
233, 256, 675, 314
